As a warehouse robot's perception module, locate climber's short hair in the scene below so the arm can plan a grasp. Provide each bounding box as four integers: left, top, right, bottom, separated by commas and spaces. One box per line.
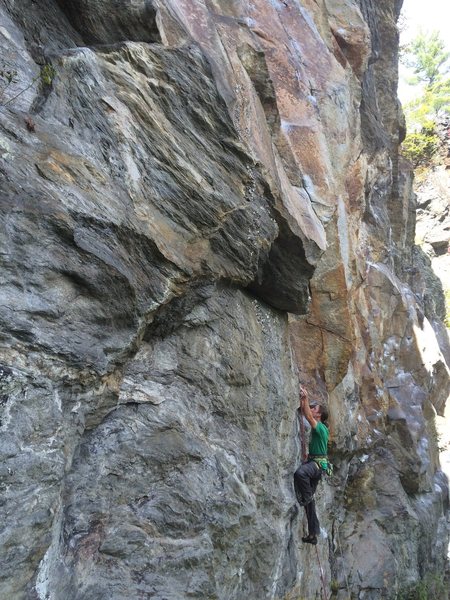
310, 402, 328, 424
318, 404, 328, 424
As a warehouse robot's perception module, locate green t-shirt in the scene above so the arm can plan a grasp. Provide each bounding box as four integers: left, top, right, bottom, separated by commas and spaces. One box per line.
308, 422, 329, 468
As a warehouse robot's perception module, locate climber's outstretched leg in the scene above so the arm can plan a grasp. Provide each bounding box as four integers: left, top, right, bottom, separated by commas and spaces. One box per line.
294, 461, 322, 543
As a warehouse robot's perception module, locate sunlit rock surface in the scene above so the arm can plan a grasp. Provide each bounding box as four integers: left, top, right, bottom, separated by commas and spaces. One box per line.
0, 1, 449, 599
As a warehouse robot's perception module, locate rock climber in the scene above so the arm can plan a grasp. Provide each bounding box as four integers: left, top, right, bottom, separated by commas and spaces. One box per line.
294, 386, 329, 545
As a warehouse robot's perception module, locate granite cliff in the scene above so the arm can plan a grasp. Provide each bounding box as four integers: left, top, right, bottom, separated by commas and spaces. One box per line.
0, 1, 449, 599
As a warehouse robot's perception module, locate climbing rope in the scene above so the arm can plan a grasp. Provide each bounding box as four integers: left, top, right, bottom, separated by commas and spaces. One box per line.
299, 385, 307, 461
314, 545, 328, 600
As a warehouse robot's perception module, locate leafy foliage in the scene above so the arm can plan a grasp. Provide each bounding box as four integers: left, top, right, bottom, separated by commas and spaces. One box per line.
401, 31, 450, 86
40, 64, 56, 86
400, 121, 439, 166
0, 62, 55, 107
396, 573, 449, 600
445, 289, 450, 328
400, 31, 450, 164
406, 80, 450, 123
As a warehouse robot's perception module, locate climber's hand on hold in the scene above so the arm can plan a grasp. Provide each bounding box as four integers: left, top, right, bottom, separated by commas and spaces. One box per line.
299, 385, 308, 408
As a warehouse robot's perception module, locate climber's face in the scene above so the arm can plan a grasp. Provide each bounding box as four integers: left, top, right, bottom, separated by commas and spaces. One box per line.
310, 404, 322, 421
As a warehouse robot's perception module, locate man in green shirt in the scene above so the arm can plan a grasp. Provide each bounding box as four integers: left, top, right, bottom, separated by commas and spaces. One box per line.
294, 388, 329, 545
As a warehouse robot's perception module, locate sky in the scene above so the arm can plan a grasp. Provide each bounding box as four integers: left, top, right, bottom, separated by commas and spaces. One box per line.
398, 0, 450, 104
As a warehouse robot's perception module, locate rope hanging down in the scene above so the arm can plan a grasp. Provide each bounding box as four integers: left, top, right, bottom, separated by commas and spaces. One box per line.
299, 385, 307, 462
315, 545, 328, 600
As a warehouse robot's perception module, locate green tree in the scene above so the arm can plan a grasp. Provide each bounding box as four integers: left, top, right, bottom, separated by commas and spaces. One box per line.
400, 31, 450, 165
401, 30, 450, 86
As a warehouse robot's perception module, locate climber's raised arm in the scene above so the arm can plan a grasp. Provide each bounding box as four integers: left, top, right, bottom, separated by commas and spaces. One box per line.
300, 386, 319, 429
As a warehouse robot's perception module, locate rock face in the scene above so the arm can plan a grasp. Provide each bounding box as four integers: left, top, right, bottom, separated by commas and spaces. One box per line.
415, 161, 450, 326
0, 1, 448, 599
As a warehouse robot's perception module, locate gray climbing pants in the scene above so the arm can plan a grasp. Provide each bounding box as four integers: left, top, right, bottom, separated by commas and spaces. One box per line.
294, 461, 322, 536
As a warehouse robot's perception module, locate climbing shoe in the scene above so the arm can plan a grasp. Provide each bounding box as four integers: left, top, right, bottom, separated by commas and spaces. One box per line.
302, 535, 317, 545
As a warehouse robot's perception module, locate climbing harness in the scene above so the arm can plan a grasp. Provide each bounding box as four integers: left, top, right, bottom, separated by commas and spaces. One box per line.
309, 453, 334, 477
